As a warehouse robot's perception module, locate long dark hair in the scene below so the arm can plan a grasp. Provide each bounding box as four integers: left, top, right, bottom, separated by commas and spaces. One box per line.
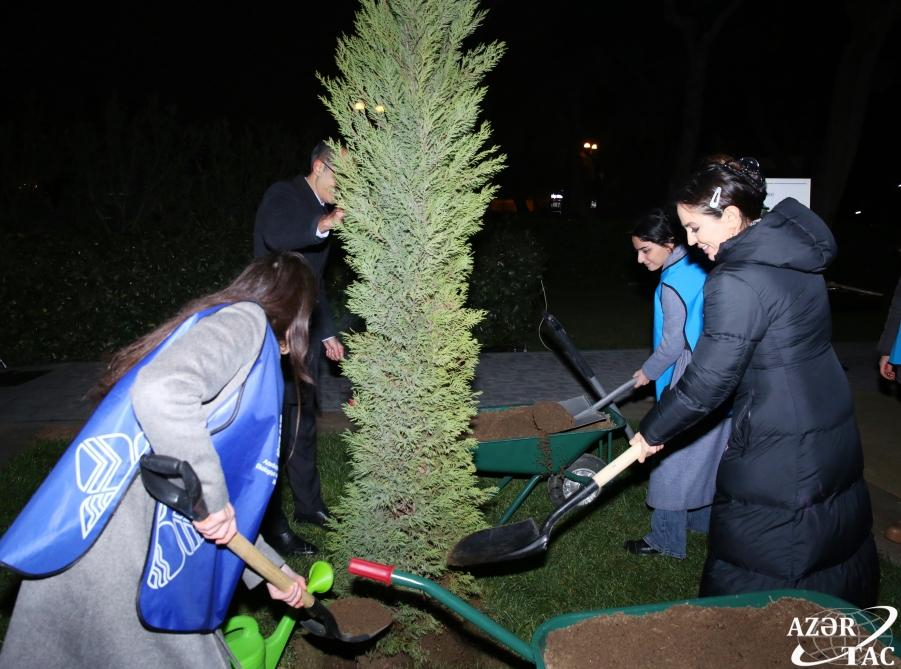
93, 252, 317, 399
675, 154, 767, 224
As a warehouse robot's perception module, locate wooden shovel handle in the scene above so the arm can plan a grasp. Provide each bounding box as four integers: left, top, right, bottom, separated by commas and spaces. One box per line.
227, 532, 315, 607
591, 443, 641, 489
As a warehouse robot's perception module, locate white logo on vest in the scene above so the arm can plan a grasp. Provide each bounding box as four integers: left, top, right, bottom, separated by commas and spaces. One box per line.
75, 432, 149, 539
787, 606, 897, 666
146, 504, 204, 589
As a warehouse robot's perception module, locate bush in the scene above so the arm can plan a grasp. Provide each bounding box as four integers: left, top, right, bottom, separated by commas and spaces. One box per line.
468, 217, 547, 350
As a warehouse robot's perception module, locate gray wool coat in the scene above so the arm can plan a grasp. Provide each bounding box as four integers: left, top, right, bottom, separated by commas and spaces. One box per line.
0, 303, 284, 669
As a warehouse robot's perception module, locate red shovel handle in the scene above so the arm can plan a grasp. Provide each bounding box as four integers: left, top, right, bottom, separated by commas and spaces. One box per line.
348, 558, 395, 585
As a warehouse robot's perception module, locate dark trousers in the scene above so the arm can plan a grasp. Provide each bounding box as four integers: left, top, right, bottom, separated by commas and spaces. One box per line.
262, 350, 326, 535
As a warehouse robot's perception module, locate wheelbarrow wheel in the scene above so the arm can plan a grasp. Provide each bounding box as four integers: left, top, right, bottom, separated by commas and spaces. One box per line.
547, 454, 606, 508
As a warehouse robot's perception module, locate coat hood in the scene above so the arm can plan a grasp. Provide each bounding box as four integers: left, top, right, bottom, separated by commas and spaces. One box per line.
716, 198, 836, 273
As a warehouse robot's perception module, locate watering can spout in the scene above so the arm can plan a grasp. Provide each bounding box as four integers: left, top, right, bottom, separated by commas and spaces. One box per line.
263, 614, 298, 669
225, 560, 335, 669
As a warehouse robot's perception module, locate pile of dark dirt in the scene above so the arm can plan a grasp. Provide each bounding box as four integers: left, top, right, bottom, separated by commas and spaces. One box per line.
327, 597, 393, 638
543, 597, 898, 669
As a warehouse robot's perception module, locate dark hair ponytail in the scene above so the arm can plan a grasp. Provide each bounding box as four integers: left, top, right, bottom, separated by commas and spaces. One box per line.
676, 154, 767, 222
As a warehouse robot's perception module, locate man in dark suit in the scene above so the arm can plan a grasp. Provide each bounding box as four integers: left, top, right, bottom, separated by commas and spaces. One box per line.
253, 141, 345, 555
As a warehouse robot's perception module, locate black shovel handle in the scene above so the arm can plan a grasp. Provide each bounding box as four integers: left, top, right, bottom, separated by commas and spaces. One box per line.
542, 313, 600, 394
542, 312, 636, 438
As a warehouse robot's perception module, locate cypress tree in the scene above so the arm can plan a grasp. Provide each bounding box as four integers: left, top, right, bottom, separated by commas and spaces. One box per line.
321, 0, 505, 582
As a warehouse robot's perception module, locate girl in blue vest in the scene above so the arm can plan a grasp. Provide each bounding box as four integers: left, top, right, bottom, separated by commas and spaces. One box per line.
624, 209, 730, 559
1, 252, 317, 669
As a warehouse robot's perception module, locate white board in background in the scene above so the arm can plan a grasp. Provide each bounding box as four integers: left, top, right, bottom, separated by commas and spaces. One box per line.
764, 178, 811, 210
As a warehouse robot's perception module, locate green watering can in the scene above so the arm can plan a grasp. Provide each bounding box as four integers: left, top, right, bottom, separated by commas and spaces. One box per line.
223, 560, 335, 669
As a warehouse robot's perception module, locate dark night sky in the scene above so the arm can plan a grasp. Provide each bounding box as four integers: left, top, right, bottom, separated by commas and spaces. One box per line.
2, 0, 900, 218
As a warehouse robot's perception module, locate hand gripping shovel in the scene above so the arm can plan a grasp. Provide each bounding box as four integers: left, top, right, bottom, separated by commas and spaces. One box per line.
139, 454, 390, 643
447, 444, 641, 567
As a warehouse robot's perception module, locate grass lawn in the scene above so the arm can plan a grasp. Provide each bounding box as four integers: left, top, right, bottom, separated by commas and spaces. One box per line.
1, 433, 899, 667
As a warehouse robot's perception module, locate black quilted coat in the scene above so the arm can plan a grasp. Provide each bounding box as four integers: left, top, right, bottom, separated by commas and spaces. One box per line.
640, 198, 878, 607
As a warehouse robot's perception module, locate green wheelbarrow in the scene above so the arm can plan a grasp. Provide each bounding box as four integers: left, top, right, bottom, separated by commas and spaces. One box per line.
348, 558, 890, 668
473, 404, 627, 525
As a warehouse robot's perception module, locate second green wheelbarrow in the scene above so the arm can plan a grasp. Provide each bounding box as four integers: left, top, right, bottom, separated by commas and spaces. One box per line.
472, 404, 627, 525
348, 558, 890, 668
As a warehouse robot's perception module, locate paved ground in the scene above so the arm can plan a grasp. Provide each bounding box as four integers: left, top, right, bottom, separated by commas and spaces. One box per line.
1, 342, 899, 565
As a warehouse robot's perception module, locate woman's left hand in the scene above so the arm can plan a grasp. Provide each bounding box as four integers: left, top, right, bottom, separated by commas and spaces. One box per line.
267, 564, 308, 608
630, 432, 664, 463
192, 502, 237, 545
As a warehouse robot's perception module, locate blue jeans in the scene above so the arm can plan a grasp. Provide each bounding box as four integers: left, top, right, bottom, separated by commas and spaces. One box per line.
643, 506, 711, 559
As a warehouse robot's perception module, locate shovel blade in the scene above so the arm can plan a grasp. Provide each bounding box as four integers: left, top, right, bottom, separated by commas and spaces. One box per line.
301, 599, 391, 643
447, 519, 548, 567
556, 395, 610, 430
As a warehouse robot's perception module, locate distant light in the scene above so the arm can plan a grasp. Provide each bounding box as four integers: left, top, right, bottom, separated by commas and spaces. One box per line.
551, 193, 563, 200
353, 101, 366, 111
590, 200, 597, 209
374, 104, 385, 113
590, 143, 598, 150
583, 142, 590, 149
854, 210, 862, 215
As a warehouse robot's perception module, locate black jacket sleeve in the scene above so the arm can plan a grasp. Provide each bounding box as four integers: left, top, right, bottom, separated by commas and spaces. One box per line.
640, 269, 767, 444
255, 182, 324, 254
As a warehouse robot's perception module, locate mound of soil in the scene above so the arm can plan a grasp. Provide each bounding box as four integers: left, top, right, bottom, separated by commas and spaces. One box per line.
543, 598, 898, 669
327, 597, 394, 638
471, 401, 610, 441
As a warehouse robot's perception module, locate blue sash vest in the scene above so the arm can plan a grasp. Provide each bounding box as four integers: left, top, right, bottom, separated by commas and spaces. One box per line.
653, 254, 707, 400
0, 304, 284, 632
891, 327, 901, 365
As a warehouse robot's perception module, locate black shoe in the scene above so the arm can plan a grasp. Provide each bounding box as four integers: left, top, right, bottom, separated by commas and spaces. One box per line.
624, 538, 661, 556
265, 529, 318, 556
294, 509, 331, 527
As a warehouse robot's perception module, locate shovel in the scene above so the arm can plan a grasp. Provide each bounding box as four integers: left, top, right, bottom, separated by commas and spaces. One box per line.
541, 313, 636, 439
557, 377, 636, 430
139, 454, 390, 643
447, 443, 641, 567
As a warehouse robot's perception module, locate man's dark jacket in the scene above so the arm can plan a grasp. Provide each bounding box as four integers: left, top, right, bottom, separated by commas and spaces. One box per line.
253, 175, 336, 342
641, 198, 878, 607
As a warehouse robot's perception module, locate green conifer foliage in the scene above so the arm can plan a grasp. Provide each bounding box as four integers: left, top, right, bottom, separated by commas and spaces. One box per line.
320, 0, 505, 579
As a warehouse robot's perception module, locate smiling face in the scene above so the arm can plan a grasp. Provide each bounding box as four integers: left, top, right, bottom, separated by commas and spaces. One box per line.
631, 236, 674, 272
676, 203, 744, 261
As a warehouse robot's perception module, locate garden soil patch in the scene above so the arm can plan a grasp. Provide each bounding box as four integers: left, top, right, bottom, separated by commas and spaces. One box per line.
327, 597, 393, 637
543, 598, 898, 668
471, 401, 612, 441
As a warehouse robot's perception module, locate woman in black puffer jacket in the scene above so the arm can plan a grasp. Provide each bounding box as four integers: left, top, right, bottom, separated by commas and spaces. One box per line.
631, 155, 879, 607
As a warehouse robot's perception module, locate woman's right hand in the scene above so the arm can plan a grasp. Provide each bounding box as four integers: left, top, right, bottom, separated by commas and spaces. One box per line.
630, 432, 664, 463
879, 355, 896, 381
632, 369, 650, 387
267, 564, 308, 608
193, 502, 237, 545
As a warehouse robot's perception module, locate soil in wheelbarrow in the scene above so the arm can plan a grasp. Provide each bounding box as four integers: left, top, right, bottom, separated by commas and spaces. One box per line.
543, 597, 898, 668
470, 401, 613, 441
